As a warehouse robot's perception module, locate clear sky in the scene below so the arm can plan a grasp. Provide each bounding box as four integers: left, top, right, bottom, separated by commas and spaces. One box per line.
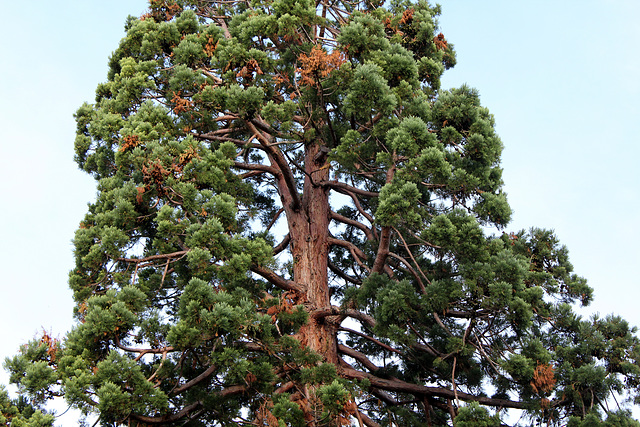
1, 0, 639, 421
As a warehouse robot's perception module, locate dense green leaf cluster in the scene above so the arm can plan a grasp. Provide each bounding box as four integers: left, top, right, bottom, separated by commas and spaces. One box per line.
5, 0, 640, 425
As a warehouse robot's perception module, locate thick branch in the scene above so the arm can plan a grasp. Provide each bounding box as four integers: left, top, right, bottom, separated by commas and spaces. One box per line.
172, 363, 218, 395
311, 305, 376, 328
251, 265, 304, 293
114, 338, 175, 360
129, 385, 246, 424
330, 210, 374, 241
321, 180, 379, 198
233, 161, 279, 175
195, 132, 262, 150
371, 226, 391, 274
244, 121, 301, 212
338, 344, 380, 373
273, 233, 290, 255
341, 367, 526, 409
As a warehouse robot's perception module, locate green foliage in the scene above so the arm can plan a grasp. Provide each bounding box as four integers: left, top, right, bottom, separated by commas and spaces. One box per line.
0, 386, 54, 427
6, 0, 640, 426
567, 411, 640, 427
454, 402, 500, 427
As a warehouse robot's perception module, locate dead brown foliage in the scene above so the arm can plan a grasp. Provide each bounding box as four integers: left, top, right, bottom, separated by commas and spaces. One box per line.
297, 46, 345, 87
531, 363, 556, 394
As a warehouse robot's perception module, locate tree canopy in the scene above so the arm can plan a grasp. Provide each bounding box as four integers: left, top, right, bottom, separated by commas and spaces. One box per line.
5, 0, 640, 425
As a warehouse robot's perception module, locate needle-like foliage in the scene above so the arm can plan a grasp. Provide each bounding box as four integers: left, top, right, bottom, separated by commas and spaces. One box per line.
6, 0, 640, 425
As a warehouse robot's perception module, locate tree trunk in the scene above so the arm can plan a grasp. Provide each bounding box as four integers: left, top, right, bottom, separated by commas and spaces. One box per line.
284, 141, 338, 364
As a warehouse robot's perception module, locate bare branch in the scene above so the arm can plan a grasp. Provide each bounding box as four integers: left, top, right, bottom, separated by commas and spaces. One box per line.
339, 327, 402, 355
387, 251, 425, 292
233, 161, 279, 175
329, 262, 361, 285
330, 210, 374, 241
195, 132, 262, 150
129, 385, 246, 424
328, 237, 370, 272
114, 338, 175, 361
338, 344, 380, 373
372, 226, 391, 274
245, 120, 301, 211
322, 180, 379, 198
311, 305, 376, 328
251, 265, 304, 293
273, 233, 290, 254
392, 226, 431, 286
266, 208, 285, 232
341, 367, 527, 409
116, 250, 188, 264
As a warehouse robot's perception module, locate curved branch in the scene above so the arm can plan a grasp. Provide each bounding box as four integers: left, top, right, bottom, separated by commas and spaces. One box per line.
129, 385, 247, 424
392, 226, 430, 286
321, 180, 379, 198
330, 210, 375, 241
338, 344, 380, 373
341, 367, 527, 409
273, 233, 290, 255
245, 120, 301, 211
328, 237, 369, 272
311, 305, 376, 328
371, 226, 391, 274
329, 262, 362, 285
251, 265, 304, 293
172, 364, 218, 395
114, 338, 175, 361
387, 251, 425, 292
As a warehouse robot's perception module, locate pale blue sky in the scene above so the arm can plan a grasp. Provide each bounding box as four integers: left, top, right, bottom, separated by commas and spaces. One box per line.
1, 0, 639, 420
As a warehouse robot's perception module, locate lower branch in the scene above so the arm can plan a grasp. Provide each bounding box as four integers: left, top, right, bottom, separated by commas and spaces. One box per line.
341, 367, 526, 410
311, 305, 376, 328
251, 265, 304, 293
371, 226, 391, 274
128, 385, 247, 424
338, 344, 380, 373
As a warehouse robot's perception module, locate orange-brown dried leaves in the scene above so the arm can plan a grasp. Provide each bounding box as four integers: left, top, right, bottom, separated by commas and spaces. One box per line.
119, 134, 140, 152
204, 36, 218, 57
237, 59, 264, 81
39, 331, 60, 364
255, 399, 280, 426
531, 363, 556, 394
266, 293, 295, 322
136, 186, 146, 204
140, 146, 201, 199
171, 91, 194, 113
399, 8, 415, 25
142, 159, 171, 197
178, 145, 200, 166
297, 46, 346, 88
265, 291, 300, 323
434, 32, 448, 51
142, 0, 182, 22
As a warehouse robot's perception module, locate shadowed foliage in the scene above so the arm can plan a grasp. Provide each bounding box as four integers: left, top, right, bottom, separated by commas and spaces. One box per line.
5, 0, 640, 425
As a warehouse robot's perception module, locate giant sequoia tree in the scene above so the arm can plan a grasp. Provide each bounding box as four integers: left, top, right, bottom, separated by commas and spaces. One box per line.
6, 0, 640, 426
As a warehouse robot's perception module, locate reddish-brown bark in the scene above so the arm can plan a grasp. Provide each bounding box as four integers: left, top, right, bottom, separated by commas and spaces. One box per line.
285, 141, 339, 364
